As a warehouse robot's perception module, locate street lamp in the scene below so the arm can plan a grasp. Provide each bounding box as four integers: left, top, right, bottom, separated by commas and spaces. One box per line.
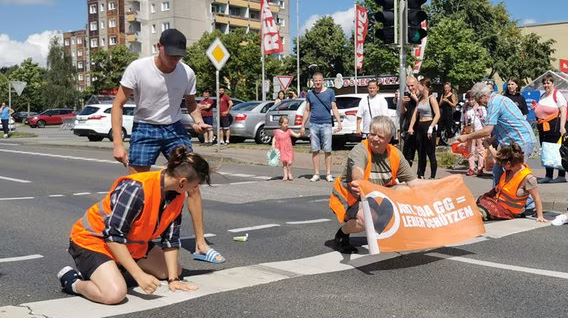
296, 0, 301, 96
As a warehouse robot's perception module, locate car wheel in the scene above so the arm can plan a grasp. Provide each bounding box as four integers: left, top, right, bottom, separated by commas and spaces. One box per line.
87, 135, 104, 142
255, 125, 271, 144
37, 120, 46, 128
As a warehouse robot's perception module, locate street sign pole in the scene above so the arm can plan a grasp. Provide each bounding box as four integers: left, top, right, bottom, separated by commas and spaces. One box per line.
216, 70, 221, 153
206, 38, 230, 153
398, 0, 407, 150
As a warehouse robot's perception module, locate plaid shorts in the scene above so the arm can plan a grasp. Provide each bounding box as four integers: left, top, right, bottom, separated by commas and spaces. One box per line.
129, 121, 192, 167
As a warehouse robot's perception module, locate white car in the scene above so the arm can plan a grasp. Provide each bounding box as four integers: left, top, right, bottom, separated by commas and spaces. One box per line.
73, 104, 136, 141
9, 116, 16, 132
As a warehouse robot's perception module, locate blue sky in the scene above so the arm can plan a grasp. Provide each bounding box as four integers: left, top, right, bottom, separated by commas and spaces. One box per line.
0, 0, 567, 67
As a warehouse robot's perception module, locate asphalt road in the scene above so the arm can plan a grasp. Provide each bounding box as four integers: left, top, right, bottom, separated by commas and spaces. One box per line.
0, 130, 567, 318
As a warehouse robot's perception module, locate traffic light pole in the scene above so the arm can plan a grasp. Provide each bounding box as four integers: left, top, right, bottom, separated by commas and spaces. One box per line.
397, 0, 407, 148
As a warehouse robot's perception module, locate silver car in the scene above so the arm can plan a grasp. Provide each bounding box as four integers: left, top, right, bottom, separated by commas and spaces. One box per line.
229, 101, 275, 144
264, 99, 310, 144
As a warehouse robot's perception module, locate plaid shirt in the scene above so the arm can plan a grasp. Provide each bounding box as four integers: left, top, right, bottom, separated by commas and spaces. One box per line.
486, 93, 536, 149
103, 179, 182, 248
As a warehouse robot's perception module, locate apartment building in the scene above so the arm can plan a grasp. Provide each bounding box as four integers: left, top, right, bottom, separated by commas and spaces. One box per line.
126, 0, 290, 56
62, 30, 89, 91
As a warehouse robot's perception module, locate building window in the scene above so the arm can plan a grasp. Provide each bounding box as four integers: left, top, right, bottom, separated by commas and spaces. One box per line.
100, 3, 105, 12
78, 61, 84, 69
109, 19, 116, 28
64, 39, 70, 46
279, 0, 285, 9
100, 37, 106, 47
78, 74, 84, 81
151, 4, 156, 13
71, 38, 76, 45
77, 37, 82, 45
250, 10, 260, 20
161, 22, 170, 32
90, 21, 98, 31
229, 6, 241, 17
90, 38, 98, 48
108, 1, 116, 10
212, 4, 225, 14
77, 50, 83, 57
110, 36, 117, 45
71, 51, 76, 58
100, 21, 105, 29
151, 24, 156, 33
89, 4, 97, 14
161, 1, 170, 11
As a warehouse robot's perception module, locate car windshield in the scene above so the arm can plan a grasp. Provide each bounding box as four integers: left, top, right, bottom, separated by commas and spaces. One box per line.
335, 97, 362, 109
270, 100, 302, 111
78, 106, 100, 115
232, 102, 259, 111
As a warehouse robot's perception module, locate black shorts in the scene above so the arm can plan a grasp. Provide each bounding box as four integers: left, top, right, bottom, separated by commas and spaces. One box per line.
220, 115, 232, 129
68, 240, 155, 280
202, 116, 213, 126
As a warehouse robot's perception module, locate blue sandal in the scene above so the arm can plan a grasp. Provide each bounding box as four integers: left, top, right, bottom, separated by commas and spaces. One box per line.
192, 248, 226, 264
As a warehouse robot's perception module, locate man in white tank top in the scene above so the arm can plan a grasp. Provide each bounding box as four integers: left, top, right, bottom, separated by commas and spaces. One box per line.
110, 29, 224, 264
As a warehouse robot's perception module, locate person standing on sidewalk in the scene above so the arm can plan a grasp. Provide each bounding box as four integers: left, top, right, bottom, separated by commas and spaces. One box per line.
300, 72, 342, 182
198, 89, 215, 145
1, 102, 14, 138
437, 82, 458, 145
111, 29, 224, 264
219, 87, 233, 145
355, 80, 389, 139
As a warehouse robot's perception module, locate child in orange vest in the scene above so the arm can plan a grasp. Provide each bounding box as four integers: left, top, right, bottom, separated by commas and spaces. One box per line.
477, 142, 546, 222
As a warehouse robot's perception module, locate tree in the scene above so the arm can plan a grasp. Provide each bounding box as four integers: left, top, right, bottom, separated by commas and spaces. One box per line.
5, 59, 46, 112
42, 37, 79, 108
90, 45, 138, 93
421, 18, 490, 91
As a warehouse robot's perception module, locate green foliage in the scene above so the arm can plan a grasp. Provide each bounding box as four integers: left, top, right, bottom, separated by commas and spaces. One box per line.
42, 36, 80, 108
422, 18, 491, 91
4, 59, 46, 112
90, 45, 138, 93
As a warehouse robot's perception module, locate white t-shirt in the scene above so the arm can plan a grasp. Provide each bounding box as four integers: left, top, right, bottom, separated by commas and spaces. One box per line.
356, 94, 389, 133
464, 106, 487, 131
120, 56, 196, 124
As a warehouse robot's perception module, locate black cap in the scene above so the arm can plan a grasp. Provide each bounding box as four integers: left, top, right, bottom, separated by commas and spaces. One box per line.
159, 29, 187, 57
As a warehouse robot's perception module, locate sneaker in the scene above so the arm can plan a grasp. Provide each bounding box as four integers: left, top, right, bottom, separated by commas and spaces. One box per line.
57, 266, 81, 295
225, 141, 230, 145
552, 214, 568, 226
326, 174, 334, 182
334, 228, 357, 254
477, 169, 484, 176
466, 169, 475, 176
309, 174, 320, 182
553, 176, 567, 183
2, 134, 7, 138
538, 177, 553, 184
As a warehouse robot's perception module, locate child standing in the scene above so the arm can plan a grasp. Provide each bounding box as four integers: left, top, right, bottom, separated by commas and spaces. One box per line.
272, 116, 301, 181
463, 91, 487, 176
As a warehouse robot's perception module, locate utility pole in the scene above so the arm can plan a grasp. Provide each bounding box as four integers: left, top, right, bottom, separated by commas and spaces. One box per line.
398, 0, 407, 148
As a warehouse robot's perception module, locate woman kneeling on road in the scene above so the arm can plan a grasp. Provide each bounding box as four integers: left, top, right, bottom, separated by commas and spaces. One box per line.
57, 146, 211, 304
477, 142, 546, 223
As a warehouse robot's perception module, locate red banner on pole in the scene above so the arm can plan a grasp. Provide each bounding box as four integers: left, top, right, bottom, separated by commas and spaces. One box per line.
355, 5, 368, 70
261, 0, 283, 55
560, 59, 568, 74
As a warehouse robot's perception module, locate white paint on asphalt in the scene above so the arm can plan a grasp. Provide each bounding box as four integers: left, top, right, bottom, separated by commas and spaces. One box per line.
228, 173, 255, 178
0, 254, 43, 263
228, 224, 280, 233
0, 148, 118, 164
97, 191, 107, 194
0, 196, 34, 201
0, 142, 19, 146
72, 192, 91, 196
48, 194, 65, 198
0, 175, 31, 183
179, 233, 217, 240
254, 176, 272, 180
309, 198, 329, 203
426, 252, 568, 279
228, 181, 257, 185
286, 218, 331, 225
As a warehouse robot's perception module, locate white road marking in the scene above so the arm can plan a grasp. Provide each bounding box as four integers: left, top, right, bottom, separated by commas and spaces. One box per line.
179, 233, 217, 240
286, 218, 331, 225
72, 192, 91, 196
0, 197, 34, 201
228, 224, 280, 233
0, 175, 31, 183
48, 194, 65, 198
0, 142, 19, 146
0, 254, 43, 263
229, 173, 255, 178
309, 198, 329, 203
228, 181, 257, 185
97, 191, 107, 194
254, 176, 272, 180
0, 148, 117, 164
426, 253, 568, 279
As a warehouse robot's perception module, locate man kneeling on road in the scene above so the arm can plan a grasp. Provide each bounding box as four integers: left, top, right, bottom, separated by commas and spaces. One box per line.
329, 116, 425, 253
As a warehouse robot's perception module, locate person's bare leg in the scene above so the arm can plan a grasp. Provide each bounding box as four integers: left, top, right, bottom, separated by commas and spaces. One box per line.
325, 152, 332, 176
287, 163, 294, 180
312, 152, 320, 176
282, 163, 288, 181
73, 261, 127, 305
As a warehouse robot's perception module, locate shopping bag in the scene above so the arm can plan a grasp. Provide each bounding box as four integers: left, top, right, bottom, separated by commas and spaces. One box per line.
541, 141, 564, 170
266, 148, 281, 167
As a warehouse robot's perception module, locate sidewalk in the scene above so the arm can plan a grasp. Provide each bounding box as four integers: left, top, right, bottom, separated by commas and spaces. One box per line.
9, 133, 569, 212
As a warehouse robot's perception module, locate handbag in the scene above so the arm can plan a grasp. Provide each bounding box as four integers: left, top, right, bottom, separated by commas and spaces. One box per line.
541, 138, 564, 170
266, 148, 281, 167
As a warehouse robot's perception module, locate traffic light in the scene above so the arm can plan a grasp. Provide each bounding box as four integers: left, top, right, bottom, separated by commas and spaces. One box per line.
372, 0, 396, 44
407, 0, 428, 44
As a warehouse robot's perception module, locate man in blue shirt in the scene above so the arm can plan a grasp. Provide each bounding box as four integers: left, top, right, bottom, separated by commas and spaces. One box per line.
1, 102, 14, 138
300, 72, 342, 182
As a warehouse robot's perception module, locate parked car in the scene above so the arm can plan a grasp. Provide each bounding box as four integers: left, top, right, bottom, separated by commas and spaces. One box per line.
8, 116, 16, 132
27, 108, 76, 128
73, 104, 136, 141
228, 101, 275, 144
12, 111, 37, 123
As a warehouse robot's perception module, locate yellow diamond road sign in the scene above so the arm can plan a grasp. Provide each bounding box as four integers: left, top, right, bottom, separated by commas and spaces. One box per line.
206, 38, 230, 70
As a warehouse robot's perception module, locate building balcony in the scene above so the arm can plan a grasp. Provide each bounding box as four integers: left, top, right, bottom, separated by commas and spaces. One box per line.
126, 32, 140, 43
126, 11, 138, 22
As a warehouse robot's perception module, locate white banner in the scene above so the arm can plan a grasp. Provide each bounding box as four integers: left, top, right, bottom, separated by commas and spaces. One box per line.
261, 0, 283, 55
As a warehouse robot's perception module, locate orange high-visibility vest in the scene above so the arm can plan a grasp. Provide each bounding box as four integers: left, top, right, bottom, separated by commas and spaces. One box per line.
495, 164, 532, 216
70, 171, 185, 260
329, 140, 400, 223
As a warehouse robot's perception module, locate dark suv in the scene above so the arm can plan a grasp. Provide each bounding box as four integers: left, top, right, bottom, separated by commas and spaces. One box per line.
27, 109, 76, 128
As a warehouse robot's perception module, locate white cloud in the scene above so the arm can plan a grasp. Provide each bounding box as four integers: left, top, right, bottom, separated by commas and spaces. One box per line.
300, 7, 355, 38
0, 0, 54, 5
522, 18, 537, 25
0, 31, 62, 68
